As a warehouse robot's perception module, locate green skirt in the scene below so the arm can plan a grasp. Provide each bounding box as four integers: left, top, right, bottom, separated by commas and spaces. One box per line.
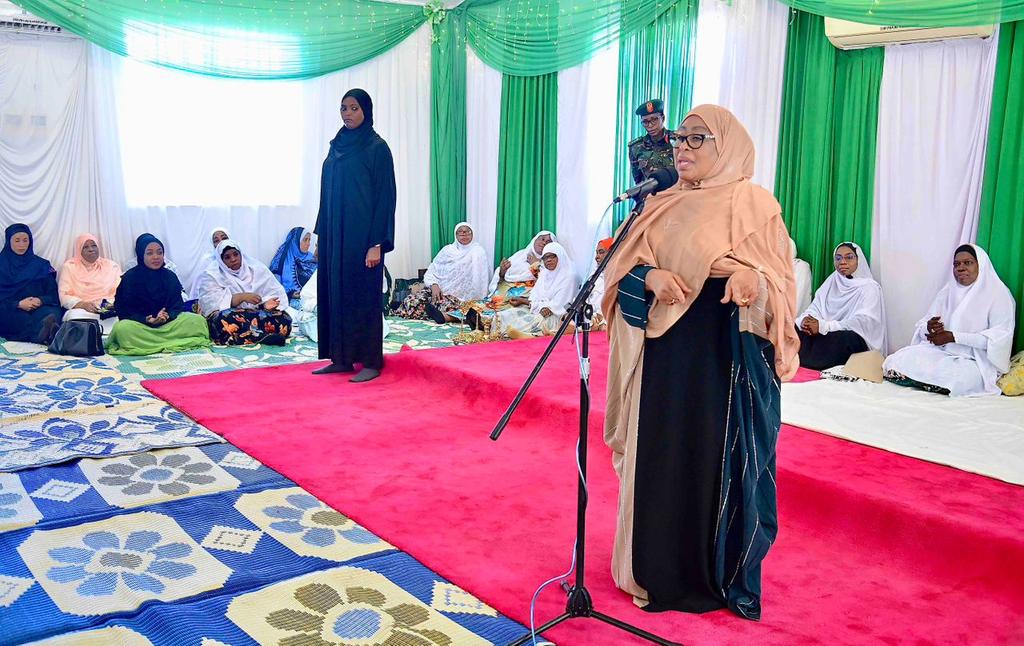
107, 312, 212, 356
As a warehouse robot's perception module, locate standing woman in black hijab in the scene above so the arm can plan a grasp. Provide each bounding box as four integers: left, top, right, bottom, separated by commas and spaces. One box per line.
314, 88, 396, 382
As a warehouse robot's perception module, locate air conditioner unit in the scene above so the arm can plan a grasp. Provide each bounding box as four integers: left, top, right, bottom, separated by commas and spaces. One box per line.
824, 18, 994, 50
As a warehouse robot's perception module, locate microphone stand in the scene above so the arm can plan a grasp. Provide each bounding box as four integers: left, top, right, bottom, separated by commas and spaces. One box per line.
491, 196, 679, 646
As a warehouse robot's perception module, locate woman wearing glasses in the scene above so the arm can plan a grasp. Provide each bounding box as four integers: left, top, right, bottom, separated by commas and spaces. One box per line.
796, 242, 887, 369
603, 105, 799, 621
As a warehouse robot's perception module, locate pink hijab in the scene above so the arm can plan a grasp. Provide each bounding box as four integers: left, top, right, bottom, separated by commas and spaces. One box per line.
60, 233, 121, 304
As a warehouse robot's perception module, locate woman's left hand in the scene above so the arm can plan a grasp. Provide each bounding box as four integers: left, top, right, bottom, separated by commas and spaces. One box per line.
540, 307, 553, 317
365, 245, 381, 268
721, 268, 759, 308
263, 298, 280, 311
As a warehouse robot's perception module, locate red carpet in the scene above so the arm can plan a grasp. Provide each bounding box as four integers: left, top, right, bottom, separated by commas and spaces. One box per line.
145, 334, 1024, 645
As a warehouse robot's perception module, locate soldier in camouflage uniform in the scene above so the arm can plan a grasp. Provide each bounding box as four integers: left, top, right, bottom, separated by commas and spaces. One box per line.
627, 98, 674, 184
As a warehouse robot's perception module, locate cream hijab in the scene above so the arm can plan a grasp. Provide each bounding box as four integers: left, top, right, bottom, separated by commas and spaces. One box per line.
603, 104, 799, 379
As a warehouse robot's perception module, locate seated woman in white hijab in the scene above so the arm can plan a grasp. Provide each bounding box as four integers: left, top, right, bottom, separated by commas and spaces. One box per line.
184, 226, 230, 299
394, 222, 490, 323
58, 233, 121, 335
487, 230, 555, 294
796, 241, 886, 370
195, 239, 292, 345
791, 238, 813, 315
477, 242, 578, 338
883, 244, 1016, 397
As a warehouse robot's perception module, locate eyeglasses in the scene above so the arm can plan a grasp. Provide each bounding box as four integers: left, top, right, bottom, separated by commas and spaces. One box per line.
834, 254, 857, 263
641, 116, 662, 126
669, 133, 716, 150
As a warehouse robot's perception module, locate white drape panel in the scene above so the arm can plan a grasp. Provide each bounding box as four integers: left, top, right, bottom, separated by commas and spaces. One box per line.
556, 44, 619, 280
871, 34, 999, 349
0, 25, 432, 287
0, 34, 134, 268
465, 45, 501, 265
692, 0, 789, 191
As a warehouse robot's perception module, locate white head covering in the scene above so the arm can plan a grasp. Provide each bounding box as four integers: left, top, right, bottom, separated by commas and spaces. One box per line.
799, 242, 887, 353
422, 222, 491, 301
196, 239, 287, 314
529, 242, 578, 317
490, 230, 558, 290
915, 244, 1016, 373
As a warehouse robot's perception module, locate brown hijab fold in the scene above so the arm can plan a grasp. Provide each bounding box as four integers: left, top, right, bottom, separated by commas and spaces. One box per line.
602, 104, 799, 379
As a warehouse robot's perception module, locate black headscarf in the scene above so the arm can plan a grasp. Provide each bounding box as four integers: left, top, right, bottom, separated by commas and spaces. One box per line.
114, 233, 185, 324
342, 88, 374, 127
0, 224, 54, 303
955, 244, 978, 261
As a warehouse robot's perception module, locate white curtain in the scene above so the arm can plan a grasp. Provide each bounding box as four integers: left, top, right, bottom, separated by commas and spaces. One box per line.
691, 0, 789, 192
0, 33, 134, 269
465, 45, 502, 265
871, 34, 999, 349
0, 25, 433, 288
556, 44, 619, 280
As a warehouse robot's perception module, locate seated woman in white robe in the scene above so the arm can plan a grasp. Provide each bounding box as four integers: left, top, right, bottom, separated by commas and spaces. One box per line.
394, 222, 490, 323
58, 233, 121, 335
791, 238, 813, 315
476, 242, 578, 338
796, 241, 886, 370
186, 226, 231, 299
487, 230, 555, 293
194, 239, 292, 346
883, 244, 1016, 397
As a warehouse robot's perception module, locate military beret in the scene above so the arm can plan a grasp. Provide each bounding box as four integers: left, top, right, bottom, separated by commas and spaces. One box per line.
635, 99, 664, 116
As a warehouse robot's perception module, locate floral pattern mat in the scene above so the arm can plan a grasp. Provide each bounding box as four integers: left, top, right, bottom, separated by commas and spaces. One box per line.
0, 341, 528, 646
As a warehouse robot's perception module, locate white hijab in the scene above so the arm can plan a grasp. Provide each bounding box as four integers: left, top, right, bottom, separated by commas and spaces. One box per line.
912, 244, 1016, 374
490, 230, 557, 291
188, 226, 231, 298
422, 222, 491, 301
529, 242, 578, 317
799, 242, 887, 353
196, 239, 287, 314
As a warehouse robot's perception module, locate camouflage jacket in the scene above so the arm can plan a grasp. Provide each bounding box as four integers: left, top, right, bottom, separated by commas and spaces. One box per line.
627, 130, 674, 184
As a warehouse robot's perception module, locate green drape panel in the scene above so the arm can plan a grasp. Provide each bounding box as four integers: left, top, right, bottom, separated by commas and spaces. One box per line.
493, 73, 558, 264
775, 12, 883, 288
777, 1, 1024, 26
612, 0, 699, 227
12, 0, 427, 79
429, 10, 468, 256
465, 0, 680, 76
978, 20, 1024, 352
830, 47, 884, 264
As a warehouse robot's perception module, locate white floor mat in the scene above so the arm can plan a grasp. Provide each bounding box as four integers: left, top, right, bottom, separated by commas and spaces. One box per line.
781, 378, 1024, 485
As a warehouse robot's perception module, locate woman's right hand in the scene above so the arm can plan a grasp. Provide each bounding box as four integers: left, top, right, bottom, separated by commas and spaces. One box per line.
498, 259, 511, 280
17, 297, 41, 311
645, 269, 691, 307
430, 284, 442, 302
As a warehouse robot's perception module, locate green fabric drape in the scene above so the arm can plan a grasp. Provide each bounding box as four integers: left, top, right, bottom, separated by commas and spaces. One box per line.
612, 0, 699, 227
429, 9, 468, 256
777, 1, 1024, 26
978, 20, 1024, 352
465, 0, 681, 76
775, 12, 884, 289
12, 0, 427, 79
493, 73, 558, 264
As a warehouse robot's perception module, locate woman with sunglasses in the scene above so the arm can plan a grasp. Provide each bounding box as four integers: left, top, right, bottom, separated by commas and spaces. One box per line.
795, 242, 887, 369
603, 105, 799, 621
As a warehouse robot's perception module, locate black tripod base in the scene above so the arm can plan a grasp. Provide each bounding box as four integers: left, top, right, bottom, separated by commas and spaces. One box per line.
509, 585, 680, 646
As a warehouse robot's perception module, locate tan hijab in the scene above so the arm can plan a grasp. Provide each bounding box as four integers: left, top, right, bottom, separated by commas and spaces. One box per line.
603, 104, 799, 379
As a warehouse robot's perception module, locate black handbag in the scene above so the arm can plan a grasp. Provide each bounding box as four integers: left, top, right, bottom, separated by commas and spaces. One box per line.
48, 319, 105, 357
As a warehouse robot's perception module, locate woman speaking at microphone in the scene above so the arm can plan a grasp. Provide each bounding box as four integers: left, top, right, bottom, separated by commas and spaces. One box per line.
602, 105, 799, 621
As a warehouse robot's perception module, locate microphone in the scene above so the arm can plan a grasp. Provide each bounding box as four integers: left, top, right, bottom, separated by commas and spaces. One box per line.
612, 166, 679, 204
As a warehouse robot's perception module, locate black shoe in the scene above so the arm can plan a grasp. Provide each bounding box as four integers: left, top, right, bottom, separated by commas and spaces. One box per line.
350, 368, 380, 383
38, 314, 59, 345
425, 302, 448, 325
312, 362, 354, 375
465, 308, 483, 331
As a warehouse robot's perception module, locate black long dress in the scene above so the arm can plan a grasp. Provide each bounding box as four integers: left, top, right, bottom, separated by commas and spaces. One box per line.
0, 275, 62, 343
315, 125, 396, 370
